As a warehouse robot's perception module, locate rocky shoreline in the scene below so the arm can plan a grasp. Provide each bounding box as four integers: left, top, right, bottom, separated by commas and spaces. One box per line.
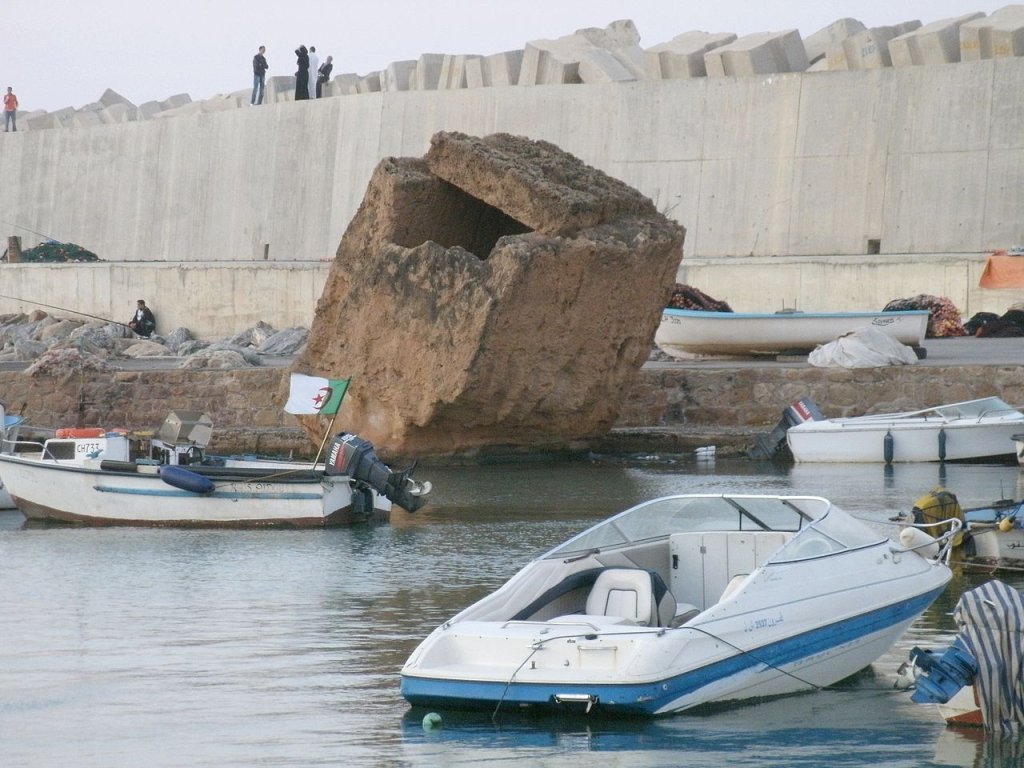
0, 310, 308, 373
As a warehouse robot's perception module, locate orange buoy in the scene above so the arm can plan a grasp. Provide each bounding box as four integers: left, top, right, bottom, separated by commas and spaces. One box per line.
55, 427, 107, 439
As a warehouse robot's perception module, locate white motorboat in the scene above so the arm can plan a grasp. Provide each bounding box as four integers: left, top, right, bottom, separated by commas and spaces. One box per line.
0, 411, 431, 527
786, 397, 1024, 463
654, 308, 929, 358
400, 493, 954, 716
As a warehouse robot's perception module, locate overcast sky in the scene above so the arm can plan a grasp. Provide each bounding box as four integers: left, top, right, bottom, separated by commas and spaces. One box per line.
2, 1, 1002, 113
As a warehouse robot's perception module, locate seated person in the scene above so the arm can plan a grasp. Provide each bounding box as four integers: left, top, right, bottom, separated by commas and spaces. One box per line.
128, 299, 156, 338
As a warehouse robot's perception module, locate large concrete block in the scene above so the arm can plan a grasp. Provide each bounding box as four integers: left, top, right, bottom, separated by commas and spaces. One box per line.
330, 73, 361, 96
137, 100, 165, 118
439, 55, 482, 89
160, 93, 192, 110
25, 107, 76, 130
705, 30, 809, 77
464, 50, 523, 87
578, 49, 636, 83
413, 53, 445, 90
98, 102, 137, 124
383, 60, 416, 92
356, 72, 382, 93
842, 22, 922, 69
98, 88, 135, 108
576, 19, 641, 48
804, 18, 866, 65
890, 13, 985, 66
644, 32, 737, 79
961, 5, 1024, 60
519, 21, 643, 85
70, 110, 103, 128
519, 44, 580, 85
264, 75, 295, 102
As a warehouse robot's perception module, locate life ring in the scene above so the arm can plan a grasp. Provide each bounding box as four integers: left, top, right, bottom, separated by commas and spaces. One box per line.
55, 427, 107, 438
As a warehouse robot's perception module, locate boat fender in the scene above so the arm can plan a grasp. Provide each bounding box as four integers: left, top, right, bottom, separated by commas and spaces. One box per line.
899, 527, 940, 558
1000, 517, 1015, 533
938, 428, 947, 461
884, 431, 894, 464
159, 465, 216, 495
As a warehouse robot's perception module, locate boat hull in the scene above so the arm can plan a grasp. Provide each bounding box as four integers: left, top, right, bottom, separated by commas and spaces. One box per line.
0, 454, 390, 527
655, 309, 929, 357
402, 586, 944, 715
787, 422, 1023, 463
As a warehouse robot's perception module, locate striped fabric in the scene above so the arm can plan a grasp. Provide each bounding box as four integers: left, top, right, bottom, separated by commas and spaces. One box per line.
955, 580, 1024, 732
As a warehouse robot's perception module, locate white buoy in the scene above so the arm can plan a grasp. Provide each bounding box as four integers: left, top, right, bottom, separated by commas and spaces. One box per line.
899, 527, 940, 558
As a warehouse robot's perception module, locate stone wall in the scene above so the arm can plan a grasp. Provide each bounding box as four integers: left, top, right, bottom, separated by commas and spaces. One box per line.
617, 362, 1024, 436
5, 359, 1023, 460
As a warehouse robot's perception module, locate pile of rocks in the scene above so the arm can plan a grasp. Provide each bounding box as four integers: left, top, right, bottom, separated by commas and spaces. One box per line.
0, 311, 307, 375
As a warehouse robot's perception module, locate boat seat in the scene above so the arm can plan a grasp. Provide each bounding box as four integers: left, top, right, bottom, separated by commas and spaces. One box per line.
584, 568, 675, 626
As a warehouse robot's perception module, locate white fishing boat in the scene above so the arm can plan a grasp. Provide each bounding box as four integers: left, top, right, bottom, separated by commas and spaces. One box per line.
0, 411, 431, 527
786, 397, 1024, 463
400, 493, 954, 716
654, 308, 929, 358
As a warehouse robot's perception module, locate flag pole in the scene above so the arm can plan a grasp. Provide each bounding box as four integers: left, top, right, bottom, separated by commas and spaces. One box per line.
311, 408, 342, 468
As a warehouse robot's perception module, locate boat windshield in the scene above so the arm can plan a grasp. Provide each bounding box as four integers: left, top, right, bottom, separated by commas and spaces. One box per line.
768, 505, 886, 562
933, 397, 1018, 420
547, 495, 829, 558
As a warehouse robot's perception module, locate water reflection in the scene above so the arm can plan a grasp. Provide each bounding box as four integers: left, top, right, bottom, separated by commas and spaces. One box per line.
1, 458, 1023, 767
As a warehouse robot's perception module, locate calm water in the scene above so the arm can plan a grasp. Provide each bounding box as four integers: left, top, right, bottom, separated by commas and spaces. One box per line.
2, 457, 1024, 768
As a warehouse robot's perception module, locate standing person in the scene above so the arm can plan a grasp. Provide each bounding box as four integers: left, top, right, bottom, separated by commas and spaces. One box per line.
251, 45, 269, 105
128, 299, 157, 338
316, 55, 333, 98
294, 45, 309, 100
307, 46, 319, 99
3, 87, 17, 132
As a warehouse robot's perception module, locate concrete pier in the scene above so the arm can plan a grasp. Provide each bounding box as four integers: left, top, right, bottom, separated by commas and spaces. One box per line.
2, 12, 1024, 337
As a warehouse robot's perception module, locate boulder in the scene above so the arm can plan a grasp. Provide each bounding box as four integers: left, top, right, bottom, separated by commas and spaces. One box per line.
292, 131, 684, 456
181, 350, 251, 369
258, 327, 308, 355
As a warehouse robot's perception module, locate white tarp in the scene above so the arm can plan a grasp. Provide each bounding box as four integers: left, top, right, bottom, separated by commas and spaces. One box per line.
807, 325, 919, 368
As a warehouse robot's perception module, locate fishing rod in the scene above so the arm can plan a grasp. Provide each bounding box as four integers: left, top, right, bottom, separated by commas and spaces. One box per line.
0, 220, 62, 243
0, 293, 131, 329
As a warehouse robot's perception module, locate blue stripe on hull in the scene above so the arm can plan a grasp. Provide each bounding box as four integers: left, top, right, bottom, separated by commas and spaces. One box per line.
95, 486, 321, 500
401, 586, 945, 715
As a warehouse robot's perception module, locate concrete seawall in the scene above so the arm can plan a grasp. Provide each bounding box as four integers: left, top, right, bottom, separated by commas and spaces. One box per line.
3, 57, 1024, 336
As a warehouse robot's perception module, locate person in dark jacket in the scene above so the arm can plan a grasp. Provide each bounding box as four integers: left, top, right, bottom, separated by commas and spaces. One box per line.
251, 45, 269, 105
128, 299, 156, 338
294, 46, 310, 100
316, 55, 333, 98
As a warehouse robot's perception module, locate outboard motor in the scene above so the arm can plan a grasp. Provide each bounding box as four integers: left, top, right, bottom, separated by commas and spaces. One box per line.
748, 398, 824, 459
326, 433, 432, 513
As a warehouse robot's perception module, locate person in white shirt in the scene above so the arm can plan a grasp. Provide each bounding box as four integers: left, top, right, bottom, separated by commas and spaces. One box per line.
307, 46, 320, 99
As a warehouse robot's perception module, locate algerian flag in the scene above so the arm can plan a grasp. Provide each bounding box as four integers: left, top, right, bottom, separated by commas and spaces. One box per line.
284, 373, 350, 415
